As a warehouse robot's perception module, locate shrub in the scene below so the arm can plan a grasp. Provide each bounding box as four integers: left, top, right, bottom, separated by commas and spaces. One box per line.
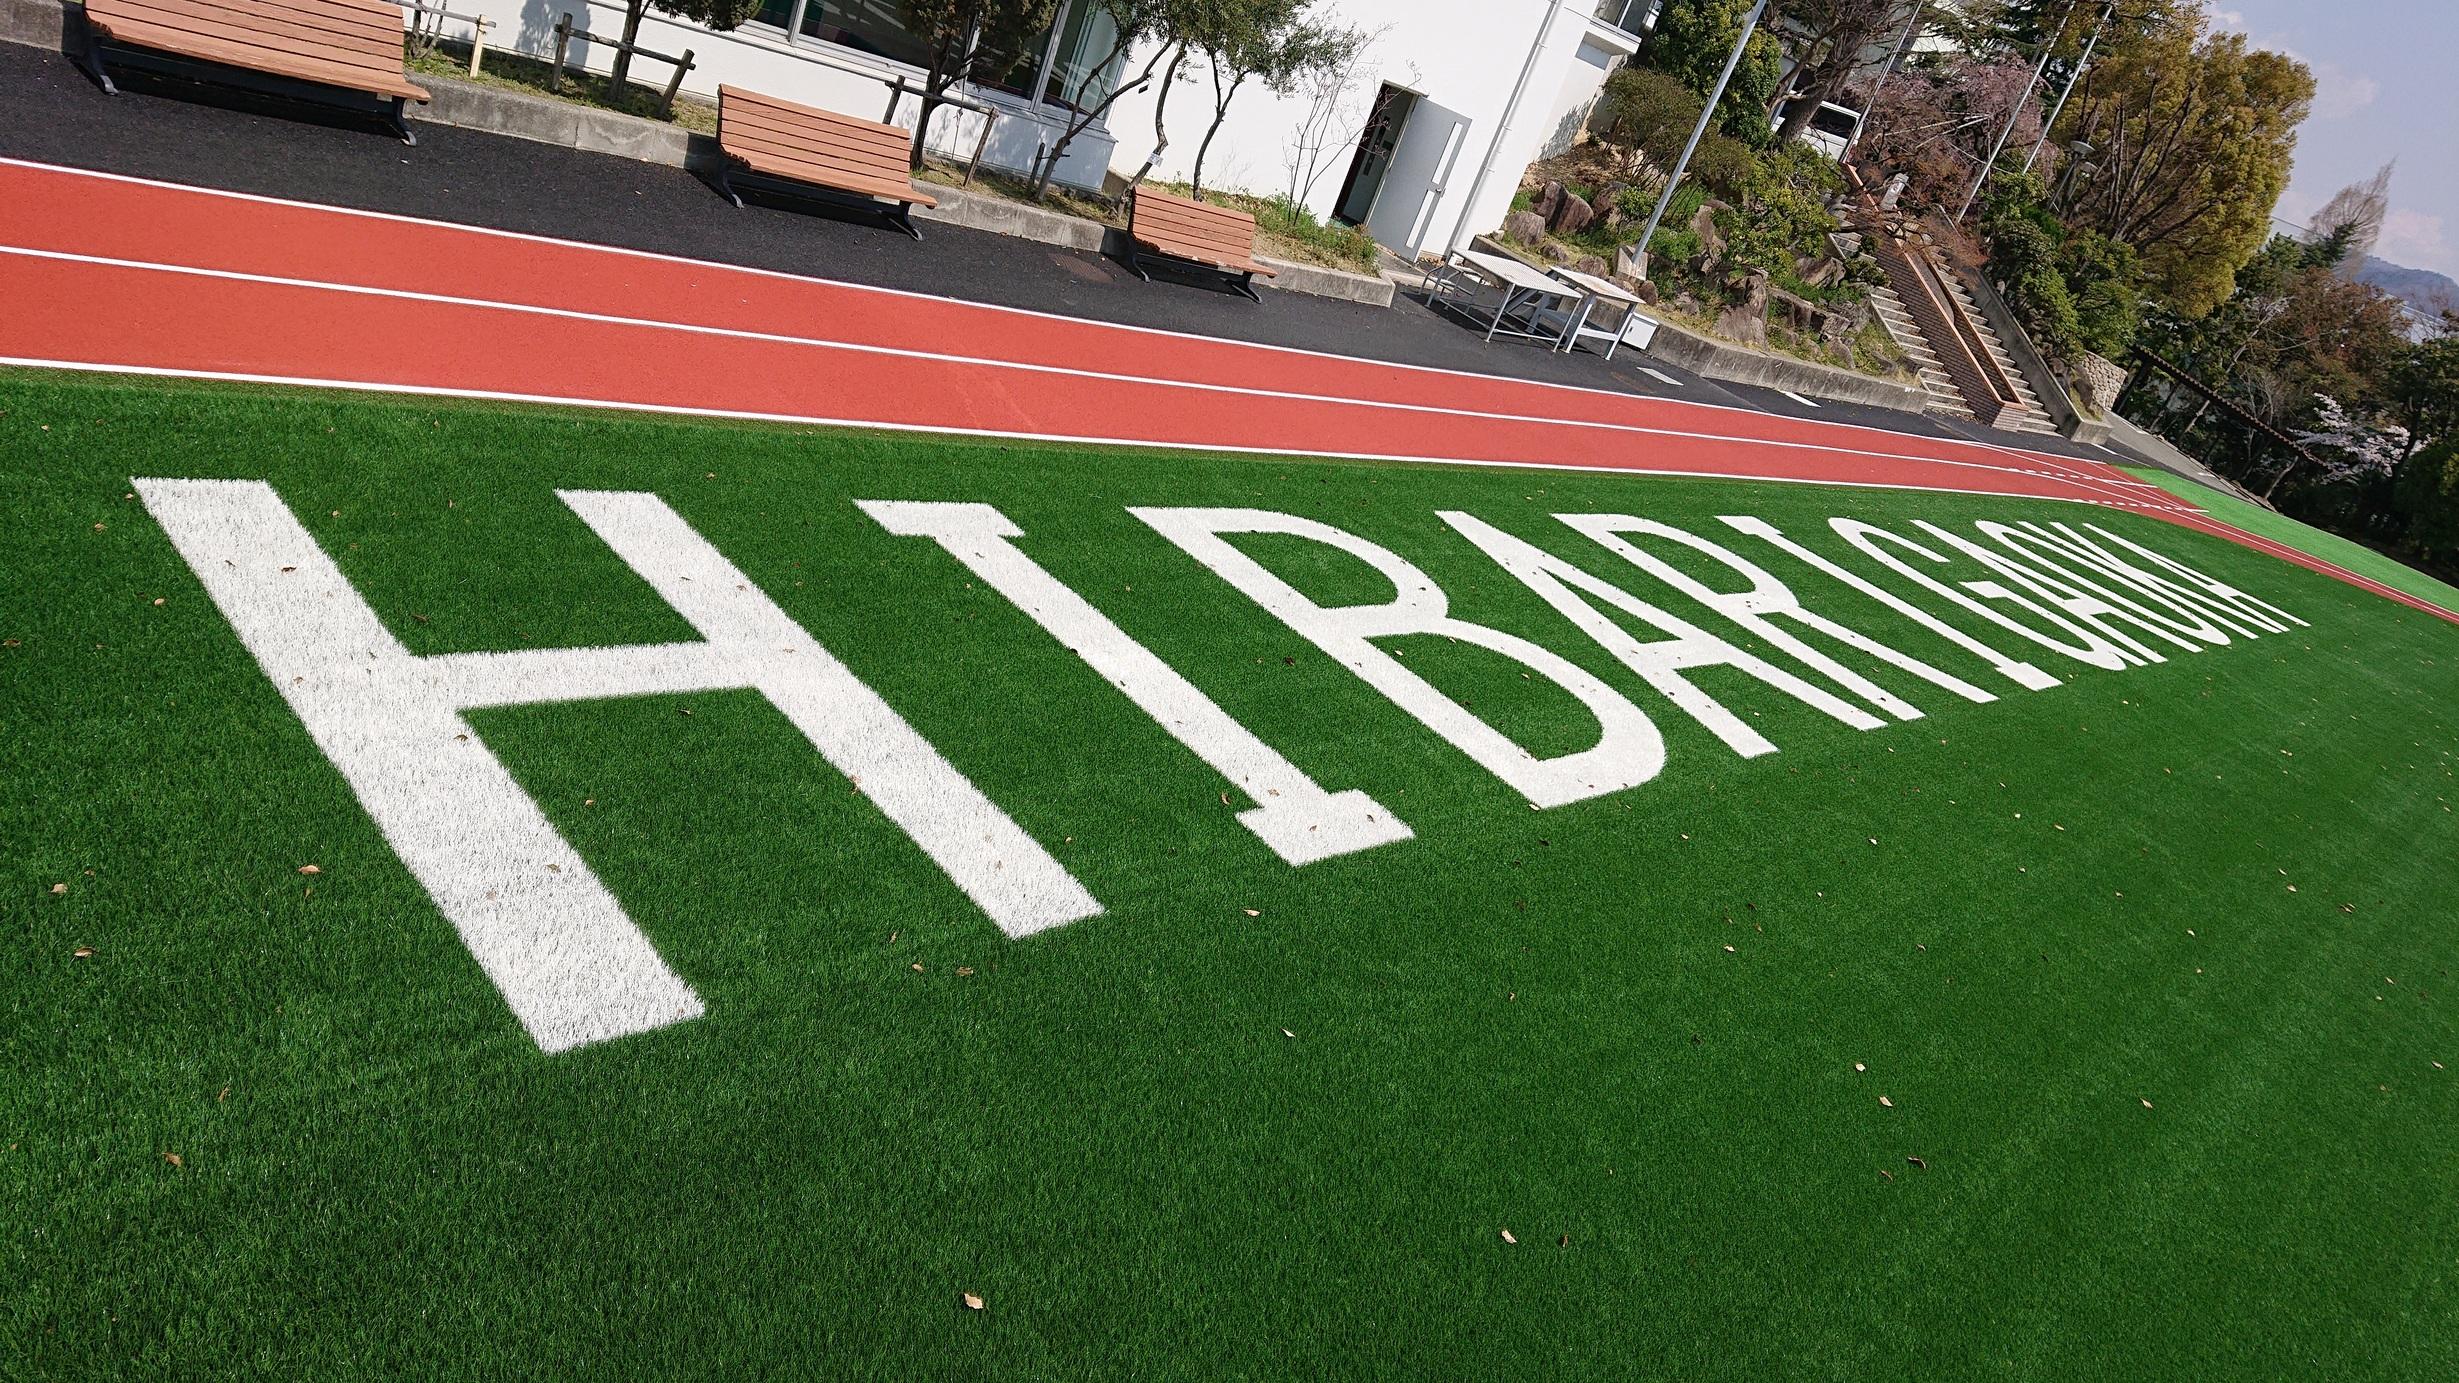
1714, 145, 1840, 283
1688, 135, 1756, 200
1593, 69, 1702, 169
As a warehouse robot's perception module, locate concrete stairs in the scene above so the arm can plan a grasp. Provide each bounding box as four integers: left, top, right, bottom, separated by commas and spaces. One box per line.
1866, 283, 1972, 422
1934, 272, 2057, 435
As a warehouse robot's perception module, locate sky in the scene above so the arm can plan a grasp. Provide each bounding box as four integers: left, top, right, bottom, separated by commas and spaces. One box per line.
2195, 0, 2459, 277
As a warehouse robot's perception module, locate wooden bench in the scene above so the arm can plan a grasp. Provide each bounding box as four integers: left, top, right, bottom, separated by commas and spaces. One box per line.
1127, 187, 1278, 302
716, 86, 937, 240
77, 0, 430, 145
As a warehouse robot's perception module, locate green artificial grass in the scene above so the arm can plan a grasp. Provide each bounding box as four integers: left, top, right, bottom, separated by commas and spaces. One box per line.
5, 370, 2457, 1379
2121, 464, 2459, 611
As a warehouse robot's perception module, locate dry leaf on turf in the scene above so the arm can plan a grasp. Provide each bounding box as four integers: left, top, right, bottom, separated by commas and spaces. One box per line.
1879, 1096, 1894, 1108
72, 946, 94, 959
1906, 1156, 1927, 1171
296, 864, 321, 876
1854, 1062, 1867, 1073
1499, 1228, 1517, 1244
961, 1293, 984, 1311
1242, 908, 1260, 917
50, 883, 67, 895
163, 1152, 183, 1168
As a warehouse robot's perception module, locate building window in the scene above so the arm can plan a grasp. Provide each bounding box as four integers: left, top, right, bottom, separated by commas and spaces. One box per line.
743, 1, 1126, 118
1041, 1, 1122, 111
1593, 0, 1655, 36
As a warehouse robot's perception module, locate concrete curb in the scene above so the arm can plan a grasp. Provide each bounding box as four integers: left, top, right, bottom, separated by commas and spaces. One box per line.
1641, 316, 1933, 414
422, 75, 702, 168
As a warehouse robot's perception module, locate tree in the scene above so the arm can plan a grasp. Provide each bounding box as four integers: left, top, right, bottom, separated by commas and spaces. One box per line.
2388, 315, 2459, 460
2304, 162, 2394, 274
1859, 55, 2044, 210
1028, 0, 1181, 199
2394, 438, 2459, 562
607, 0, 762, 101
2056, 5, 2313, 316
1280, 28, 1382, 206
1185, 2, 1363, 198
898, 0, 1061, 171
1771, 0, 1910, 144
1642, 0, 1785, 147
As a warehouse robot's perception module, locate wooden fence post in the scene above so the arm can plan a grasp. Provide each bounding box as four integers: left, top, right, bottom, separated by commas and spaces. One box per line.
658, 50, 693, 117
549, 13, 570, 93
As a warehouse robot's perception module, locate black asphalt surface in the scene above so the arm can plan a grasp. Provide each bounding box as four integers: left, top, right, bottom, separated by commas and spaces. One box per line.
0, 38, 2121, 466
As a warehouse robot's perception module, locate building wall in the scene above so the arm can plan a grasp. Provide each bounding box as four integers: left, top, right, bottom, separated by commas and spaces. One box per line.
422, 0, 1639, 234
432, 0, 1116, 189
1098, 0, 1637, 258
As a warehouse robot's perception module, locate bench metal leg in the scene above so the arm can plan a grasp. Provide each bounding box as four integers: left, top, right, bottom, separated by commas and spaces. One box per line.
1127, 249, 1152, 283
715, 165, 743, 208
386, 95, 415, 146
891, 202, 922, 241
1233, 270, 1261, 303
75, 22, 117, 94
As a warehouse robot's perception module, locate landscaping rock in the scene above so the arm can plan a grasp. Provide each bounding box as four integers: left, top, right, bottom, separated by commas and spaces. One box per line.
1503, 211, 1548, 246
1531, 181, 1565, 222
1632, 279, 1661, 305
1689, 200, 1728, 273
1797, 256, 1847, 290
1537, 240, 1572, 263
2075, 350, 2128, 411
1673, 292, 1704, 316
1547, 192, 1595, 237
1768, 287, 1819, 335
1715, 270, 1770, 349
1595, 182, 1632, 229
1571, 254, 1610, 278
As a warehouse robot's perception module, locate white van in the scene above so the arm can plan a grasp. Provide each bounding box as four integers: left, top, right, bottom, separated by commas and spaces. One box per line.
1771, 97, 1866, 161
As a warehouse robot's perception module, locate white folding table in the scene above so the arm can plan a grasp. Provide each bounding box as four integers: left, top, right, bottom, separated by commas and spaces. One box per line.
1543, 265, 1659, 360
1426, 249, 1589, 348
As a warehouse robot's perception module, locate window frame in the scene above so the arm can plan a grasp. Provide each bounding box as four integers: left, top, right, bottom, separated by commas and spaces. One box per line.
745, 0, 1104, 120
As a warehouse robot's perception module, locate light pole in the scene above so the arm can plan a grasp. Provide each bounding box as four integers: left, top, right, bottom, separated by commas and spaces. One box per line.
2021, 0, 2115, 174
1632, 0, 1769, 271
1954, 0, 2071, 221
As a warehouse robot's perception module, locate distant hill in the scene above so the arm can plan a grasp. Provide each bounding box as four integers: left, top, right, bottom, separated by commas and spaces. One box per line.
2358, 256, 2457, 319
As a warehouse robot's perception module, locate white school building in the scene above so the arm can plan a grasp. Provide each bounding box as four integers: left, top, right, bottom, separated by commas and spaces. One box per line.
441, 0, 1660, 258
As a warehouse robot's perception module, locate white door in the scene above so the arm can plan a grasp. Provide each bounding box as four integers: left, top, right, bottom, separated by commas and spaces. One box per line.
1363, 99, 1474, 260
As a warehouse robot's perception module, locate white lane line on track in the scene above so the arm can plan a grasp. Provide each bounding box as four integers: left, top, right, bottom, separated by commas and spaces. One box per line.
0, 243, 2186, 504
0, 355, 2190, 516
0, 155, 2159, 489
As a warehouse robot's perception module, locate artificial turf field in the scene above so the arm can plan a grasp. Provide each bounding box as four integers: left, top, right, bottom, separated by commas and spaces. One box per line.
6, 368, 2459, 1379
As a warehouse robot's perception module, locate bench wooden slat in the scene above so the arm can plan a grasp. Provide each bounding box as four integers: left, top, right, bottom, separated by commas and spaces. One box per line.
99, 0, 404, 47
726, 145, 934, 207
716, 84, 933, 218
1130, 187, 1276, 277
721, 110, 913, 176
97, 10, 401, 81
88, 14, 427, 98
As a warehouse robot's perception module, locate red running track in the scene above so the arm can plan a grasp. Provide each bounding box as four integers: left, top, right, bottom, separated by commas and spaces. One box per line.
1, 157, 2452, 625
